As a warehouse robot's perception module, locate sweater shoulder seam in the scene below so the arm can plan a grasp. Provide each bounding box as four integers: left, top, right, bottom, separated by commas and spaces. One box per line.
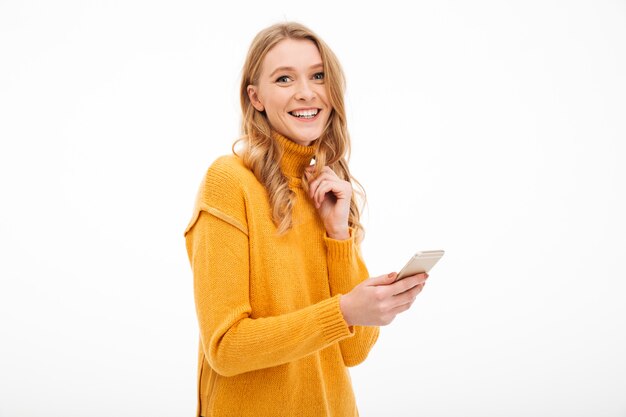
184, 202, 249, 236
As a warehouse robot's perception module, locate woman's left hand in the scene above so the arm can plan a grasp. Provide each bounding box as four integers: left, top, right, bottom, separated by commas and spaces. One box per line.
305, 165, 352, 240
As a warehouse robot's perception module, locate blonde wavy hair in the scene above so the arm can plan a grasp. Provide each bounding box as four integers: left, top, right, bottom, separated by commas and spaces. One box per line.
233, 22, 366, 241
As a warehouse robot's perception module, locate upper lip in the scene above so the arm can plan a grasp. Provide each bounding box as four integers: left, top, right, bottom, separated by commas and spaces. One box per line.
289, 107, 321, 112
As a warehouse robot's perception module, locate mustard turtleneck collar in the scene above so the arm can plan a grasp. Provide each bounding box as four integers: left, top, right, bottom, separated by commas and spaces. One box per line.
272, 131, 317, 179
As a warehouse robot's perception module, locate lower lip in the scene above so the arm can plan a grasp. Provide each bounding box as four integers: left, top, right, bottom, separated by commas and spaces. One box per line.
290, 111, 321, 123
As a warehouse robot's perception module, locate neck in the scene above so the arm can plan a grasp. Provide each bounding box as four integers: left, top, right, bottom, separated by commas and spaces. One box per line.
273, 131, 317, 179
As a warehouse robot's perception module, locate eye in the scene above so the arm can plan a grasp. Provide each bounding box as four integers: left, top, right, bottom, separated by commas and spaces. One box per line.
313, 72, 325, 81
275, 75, 292, 83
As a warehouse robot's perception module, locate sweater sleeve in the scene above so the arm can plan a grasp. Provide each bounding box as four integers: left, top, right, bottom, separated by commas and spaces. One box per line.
324, 229, 380, 367
184, 161, 354, 377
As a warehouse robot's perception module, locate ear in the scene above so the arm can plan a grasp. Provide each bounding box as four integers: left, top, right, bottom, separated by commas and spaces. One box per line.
247, 85, 264, 112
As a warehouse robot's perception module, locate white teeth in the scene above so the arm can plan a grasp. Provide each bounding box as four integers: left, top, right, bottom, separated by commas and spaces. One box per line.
290, 109, 318, 118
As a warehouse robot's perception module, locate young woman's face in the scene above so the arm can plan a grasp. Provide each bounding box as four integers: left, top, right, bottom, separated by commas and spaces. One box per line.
247, 39, 331, 147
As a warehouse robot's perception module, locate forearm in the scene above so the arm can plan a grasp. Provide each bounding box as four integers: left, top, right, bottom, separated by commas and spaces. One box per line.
324, 228, 369, 295
324, 229, 379, 364
189, 210, 353, 377
339, 325, 380, 367
202, 296, 352, 376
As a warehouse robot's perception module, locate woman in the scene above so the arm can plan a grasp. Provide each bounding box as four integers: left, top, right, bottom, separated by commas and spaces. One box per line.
184, 22, 428, 417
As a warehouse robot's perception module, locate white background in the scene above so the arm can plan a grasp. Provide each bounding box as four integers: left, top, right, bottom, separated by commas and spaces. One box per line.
1, 1, 625, 416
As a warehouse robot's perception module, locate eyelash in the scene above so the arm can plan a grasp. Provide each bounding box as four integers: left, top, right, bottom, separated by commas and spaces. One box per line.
275, 72, 325, 83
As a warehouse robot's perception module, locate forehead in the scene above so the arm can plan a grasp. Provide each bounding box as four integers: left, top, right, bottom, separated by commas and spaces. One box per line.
261, 38, 322, 74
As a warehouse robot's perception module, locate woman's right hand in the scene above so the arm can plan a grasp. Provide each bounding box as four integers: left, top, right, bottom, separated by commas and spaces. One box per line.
339, 272, 428, 326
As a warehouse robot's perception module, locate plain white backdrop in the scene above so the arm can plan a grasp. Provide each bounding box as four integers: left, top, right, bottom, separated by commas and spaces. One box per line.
1, 1, 625, 416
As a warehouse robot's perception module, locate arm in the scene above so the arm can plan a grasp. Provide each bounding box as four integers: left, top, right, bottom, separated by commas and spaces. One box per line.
186, 210, 353, 377
325, 229, 380, 367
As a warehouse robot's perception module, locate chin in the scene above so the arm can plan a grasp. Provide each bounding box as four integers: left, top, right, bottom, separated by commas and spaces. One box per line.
292, 129, 323, 144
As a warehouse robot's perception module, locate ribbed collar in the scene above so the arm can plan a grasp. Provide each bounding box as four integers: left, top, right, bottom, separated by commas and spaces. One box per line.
273, 131, 317, 180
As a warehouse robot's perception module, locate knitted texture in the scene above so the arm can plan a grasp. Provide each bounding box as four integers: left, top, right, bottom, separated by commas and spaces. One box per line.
184, 133, 379, 417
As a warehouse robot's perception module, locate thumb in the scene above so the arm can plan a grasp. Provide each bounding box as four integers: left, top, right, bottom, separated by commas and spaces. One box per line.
367, 272, 397, 286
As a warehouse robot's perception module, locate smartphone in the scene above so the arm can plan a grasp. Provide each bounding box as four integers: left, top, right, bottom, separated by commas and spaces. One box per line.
395, 250, 445, 282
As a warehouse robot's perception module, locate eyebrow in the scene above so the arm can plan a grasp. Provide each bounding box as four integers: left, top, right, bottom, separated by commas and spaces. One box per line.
268, 63, 324, 78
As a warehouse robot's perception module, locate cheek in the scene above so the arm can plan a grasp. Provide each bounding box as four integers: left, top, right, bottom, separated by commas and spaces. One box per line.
265, 92, 289, 113
264, 99, 287, 126
317, 88, 330, 106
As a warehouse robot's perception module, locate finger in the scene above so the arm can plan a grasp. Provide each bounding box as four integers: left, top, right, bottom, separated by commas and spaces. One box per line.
390, 275, 421, 295
314, 176, 348, 203
308, 172, 338, 193
387, 288, 423, 316
309, 171, 340, 185
406, 279, 425, 295
314, 181, 342, 207
312, 181, 327, 207
400, 273, 429, 285
367, 272, 397, 286
309, 173, 350, 205
390, 283, 422, 298
320, 166, 339, 178
388, 300, 414, 316
308, 173, 333, 200
391, 283, 423, 306
414, 273, 428, 282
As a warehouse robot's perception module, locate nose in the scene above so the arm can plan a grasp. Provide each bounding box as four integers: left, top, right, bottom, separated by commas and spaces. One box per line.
294, 79, 315, 101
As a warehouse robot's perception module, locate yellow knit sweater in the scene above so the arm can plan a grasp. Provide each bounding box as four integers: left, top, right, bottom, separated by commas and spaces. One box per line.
184, 133, 379, 417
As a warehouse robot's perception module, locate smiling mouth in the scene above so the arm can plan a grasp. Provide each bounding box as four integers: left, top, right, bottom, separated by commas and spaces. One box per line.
289, 109, 320, 119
